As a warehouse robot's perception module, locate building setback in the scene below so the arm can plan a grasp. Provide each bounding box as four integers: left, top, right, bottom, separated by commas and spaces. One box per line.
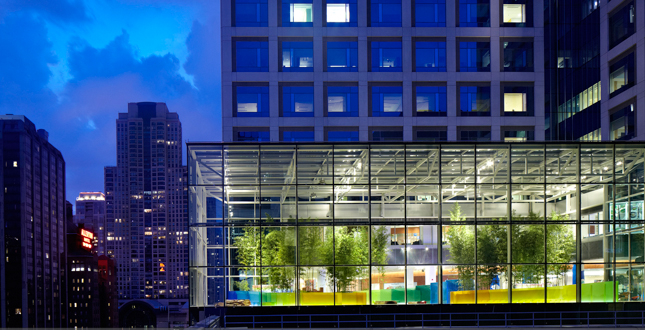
74, 192, 107, 255
105, 102, 188, 301
0, 115, 67, 327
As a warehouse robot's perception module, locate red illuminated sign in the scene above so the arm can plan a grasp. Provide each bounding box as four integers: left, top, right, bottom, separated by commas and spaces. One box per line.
80, 228, 94, 250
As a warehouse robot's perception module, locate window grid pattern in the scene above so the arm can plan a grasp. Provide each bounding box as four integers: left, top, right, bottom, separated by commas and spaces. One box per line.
189, 143, 645, 307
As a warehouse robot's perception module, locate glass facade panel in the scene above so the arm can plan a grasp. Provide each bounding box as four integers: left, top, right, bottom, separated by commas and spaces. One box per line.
282, 86, 314, 117
414, 0, 445, 27
235, 85, 270, 117
326, 0, 357, 26
503, 40, 533, 72
281, 41, 314, 72
459, 0, 490, 27
326, 41, 358, 72
371, 86, 403, 117
370, 0, 401, 27
370, 42, 402, 72
415, 41, 446, 72
282, 0, 313, 26
190, 143, 645, 306
459, 86, 490, 116
608, 1, 635, 49
459, 41, 490, 72
609, 52, 635, 97
415, 86, 447, 116
235, 0, 268, 27
235, 41, 269, 72
327, 86, 358, 116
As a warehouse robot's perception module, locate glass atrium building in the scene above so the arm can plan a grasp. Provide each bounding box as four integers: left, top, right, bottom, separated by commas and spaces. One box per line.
189, 142, 645, 308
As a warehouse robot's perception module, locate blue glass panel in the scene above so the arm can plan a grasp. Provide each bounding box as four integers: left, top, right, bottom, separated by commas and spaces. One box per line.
503, 41, 533, 72
459, 0, 490, 27
236, 131, 270, 142
372, 130, 403, 141
415, 0, 446, 27
416, 86, 447, 116
415, 41, 446, 72
370, 0, 402, 27
327, 86, 358, 117
371, 42, 402, 72
235, 0, 268, 27
326, 42, 358, 72
416, 130, 447, 142
460, 86, 490, 116
459, 41, 490, 72
236, 86, 269, 117
282, 42, 314, 72
235, 41, 269, 72
327, 131, 359, 141
283, 86, 314, 117
283, 131, 315, 141
372, 86, 403, 117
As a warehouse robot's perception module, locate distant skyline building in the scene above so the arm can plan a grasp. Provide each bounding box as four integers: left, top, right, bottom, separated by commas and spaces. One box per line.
0, 115, 67, 327
74, 192, 107, 255
67, 222, 100, 329
105, 102, 188, 301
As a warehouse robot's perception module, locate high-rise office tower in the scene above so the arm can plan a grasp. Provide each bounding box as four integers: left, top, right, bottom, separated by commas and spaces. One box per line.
74, 192, 107, 255
0, 115, 67, 327
105, 102, 188, 301
222, 0, 645, 142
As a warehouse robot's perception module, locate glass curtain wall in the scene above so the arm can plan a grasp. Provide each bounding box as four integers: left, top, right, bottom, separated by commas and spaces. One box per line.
189, 143, 645, 307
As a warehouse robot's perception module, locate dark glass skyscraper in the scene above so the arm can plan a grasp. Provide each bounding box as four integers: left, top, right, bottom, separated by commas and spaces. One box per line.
0, 115, 67, 327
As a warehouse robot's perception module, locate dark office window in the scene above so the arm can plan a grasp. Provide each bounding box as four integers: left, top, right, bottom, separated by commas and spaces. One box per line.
282, 86, 314, 117
503, 40, 533, 72
371, 86, 403, 117
415, 41, 446, 72
281, 0, 313, 26
326, 86, 358, 117
371, 129, 403, 141
234, 0, 268, 27
235, 131, 270, 141
459, 0, 490, 27
502, 0, 531, 27
459, 86, 490, 116
459, 41, 490, 72
281, 41, 314, 72
370, 41, 402, 72
415, 130, 447, 142
369, 0, 402, 27
459, 129, 491, 141
503, 130, 534, 142
327, 131, 359, 141
325, 0, 357, 26
503, 85, 533, 116
414, 0, 446, 27
609, 1, 635, 49
282, 130, 315, 141
326, 41, 358, 72
610, 103, 635, 141
609, 52, 635, 98
415, 86, 447, 116
234, 41, 269, 72
235, 85, 269, 117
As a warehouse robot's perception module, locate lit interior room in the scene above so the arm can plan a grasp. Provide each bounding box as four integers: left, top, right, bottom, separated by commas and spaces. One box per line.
189, 143, 645, 307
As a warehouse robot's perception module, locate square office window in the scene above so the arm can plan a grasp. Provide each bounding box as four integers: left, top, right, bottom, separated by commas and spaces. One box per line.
414, 0, 446, 27
234, 0, 268, 27
371, 86, 403, 117
459, 41, 490, 72
326, 0, 357, 26
282, 0, 313, 26
610, 103, 635, 141
282, 86, 314, 117
459, 0, 490, 27
234, 41, 269, 72
281, 41, 313, 72
235, 85, 269, 117
609, 1, 635, 49
502, 2, 527, 26
415, 86, 447, 116
503, 130, 534, 142
459, 129, 491, 141
415, 130, 447, 142
370, 41, 402, 72
415, 41, 446, 72
370, 0, 402, 27
235, 131, 270, 142
327, 130, 359, 141
282, 130, 315, 141
503, 86, 533, 116
503, 40, 533, 72
459, 86, 490, 116
326, 86, 358, 117
326, 41, 358, 72
609, 52, 635, 97
371, 129, 403, 141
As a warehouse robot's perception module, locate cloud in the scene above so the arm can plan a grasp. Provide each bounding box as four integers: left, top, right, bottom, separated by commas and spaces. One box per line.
1, 0, 89, 24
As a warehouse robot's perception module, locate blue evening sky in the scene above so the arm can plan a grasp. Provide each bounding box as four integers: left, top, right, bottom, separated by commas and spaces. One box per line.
0, 0, 221, 204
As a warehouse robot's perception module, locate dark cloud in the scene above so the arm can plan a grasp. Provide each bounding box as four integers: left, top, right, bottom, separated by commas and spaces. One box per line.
1, 0, 89, 24
0, 13, 57, 114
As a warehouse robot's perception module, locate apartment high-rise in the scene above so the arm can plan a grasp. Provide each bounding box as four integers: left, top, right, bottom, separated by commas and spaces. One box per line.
74, 192, 107, 255
105, 102, 188, 301
222, 0, 645, 142
0, 115, 67, 327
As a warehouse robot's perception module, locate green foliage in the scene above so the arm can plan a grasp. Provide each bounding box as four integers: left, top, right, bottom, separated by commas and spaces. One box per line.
445, 203, 475, 290
371, 226, 390, 284
234, 280, 250, 291
326, 226, 369, 292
